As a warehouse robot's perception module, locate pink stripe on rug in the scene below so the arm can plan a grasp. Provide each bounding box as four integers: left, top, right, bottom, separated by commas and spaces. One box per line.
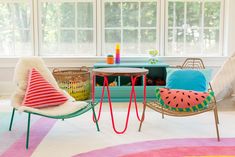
75, 138, 235, 157
0, 118, 56, 157
122, 146, 235, 157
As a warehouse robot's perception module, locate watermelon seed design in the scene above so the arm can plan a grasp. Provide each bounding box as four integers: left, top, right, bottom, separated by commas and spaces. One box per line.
157, 88, 214, 112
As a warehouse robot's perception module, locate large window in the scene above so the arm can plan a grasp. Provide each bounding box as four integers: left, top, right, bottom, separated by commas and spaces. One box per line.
39, 0, 95, 56
0, 0, 224, 57
166, 0, 223, 56
0, 0, 32, 56
103, 0, 159, 56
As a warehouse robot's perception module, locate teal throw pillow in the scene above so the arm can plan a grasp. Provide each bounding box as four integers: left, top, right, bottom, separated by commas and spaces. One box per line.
166, 68, 212, 92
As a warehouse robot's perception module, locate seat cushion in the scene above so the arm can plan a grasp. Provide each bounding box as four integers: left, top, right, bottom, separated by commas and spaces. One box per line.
22, 68, 68, 108
156, 88, 214, 112
17, 101, 88, 117
166, 68, 212, 92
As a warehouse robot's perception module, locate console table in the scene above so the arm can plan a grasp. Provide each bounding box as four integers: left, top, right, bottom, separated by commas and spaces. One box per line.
93, 62, 169, 102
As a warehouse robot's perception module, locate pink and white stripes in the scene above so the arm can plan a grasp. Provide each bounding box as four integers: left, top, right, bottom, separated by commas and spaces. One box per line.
22, 68, 68, 108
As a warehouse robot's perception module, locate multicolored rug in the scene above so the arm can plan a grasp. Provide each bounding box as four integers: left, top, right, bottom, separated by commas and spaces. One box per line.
1, 99, 235, 157
76, 138, 235, 157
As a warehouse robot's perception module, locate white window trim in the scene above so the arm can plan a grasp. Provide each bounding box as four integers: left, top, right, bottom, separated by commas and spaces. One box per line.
0, 0, 230, 68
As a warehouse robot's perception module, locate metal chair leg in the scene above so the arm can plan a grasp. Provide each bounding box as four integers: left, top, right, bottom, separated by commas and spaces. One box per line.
213, 109, 220, 141
214, 106, 219, 124
161, 106, 165, 119
26, 113, 31, 149
9, 108, 16, 131
138, 101, 147, 132
91, 104, 100, 132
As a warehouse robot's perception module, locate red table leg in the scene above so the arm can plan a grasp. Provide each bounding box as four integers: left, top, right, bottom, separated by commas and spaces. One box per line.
93, 74, 146, 134
92, 75, 106, 122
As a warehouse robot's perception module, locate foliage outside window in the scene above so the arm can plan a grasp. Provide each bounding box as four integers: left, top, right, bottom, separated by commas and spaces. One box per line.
166, 0, 222, 56
0, 0, 224, 57
40, 0, 95, 56
103, 0, 159, 56
0, 1, 31, 56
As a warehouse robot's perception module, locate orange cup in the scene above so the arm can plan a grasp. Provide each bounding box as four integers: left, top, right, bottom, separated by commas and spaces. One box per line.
107, 54, 114, 64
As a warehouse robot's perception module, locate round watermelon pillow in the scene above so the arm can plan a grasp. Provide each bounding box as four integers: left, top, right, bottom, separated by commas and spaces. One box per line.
156, 88, 214, 112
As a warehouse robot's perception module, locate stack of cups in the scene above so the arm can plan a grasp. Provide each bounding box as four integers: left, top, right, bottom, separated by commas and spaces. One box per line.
115, 43, 120, 64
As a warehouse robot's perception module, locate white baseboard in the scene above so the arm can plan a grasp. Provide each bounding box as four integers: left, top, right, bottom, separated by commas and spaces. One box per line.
0, 81, 15, 96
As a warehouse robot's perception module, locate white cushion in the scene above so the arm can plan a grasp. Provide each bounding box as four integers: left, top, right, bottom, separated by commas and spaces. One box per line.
11, 57, 75, 108
17, 101, 87, 117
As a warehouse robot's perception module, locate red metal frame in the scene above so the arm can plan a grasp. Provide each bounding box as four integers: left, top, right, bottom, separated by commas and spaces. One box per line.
92, 74, 146, 134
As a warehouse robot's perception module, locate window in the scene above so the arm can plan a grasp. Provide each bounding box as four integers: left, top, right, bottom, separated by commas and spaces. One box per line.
0, 0, 32, 56
0, 0, 224, 57
166, 0, 223, 56
103, 0, 159, 56
39, 0, 95, 56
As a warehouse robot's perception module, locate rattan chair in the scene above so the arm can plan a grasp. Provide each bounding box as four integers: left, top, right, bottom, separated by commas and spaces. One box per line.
139, 58, 220, 141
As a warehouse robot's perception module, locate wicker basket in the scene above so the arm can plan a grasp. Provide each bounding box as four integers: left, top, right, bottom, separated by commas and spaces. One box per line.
52, 67, 90, 101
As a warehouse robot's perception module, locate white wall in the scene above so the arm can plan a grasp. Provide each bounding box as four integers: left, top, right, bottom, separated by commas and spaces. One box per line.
0, 0, 235, 95
225, 0, 235, 55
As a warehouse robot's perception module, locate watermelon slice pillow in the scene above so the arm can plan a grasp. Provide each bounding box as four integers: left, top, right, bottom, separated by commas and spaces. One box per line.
22, 68, 68, 108
156, 88, 214, 112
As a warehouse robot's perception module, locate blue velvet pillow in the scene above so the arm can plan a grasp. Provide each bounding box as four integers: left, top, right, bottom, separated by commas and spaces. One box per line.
166, 68, 212, 92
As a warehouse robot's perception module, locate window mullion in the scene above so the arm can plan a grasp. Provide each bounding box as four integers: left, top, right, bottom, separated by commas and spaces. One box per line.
201, 1, 205, 56
173, 1, 176, 54
75, 2, 78, 54
121, 2, 123, 53
13, 4, 16, 56
33, 0, 39, 56
138, 1, 141, 55
57, 3, 61, 52
183, 1, 187, 56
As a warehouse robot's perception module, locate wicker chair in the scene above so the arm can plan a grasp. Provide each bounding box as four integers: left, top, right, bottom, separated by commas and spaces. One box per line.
139, 58, 220, 141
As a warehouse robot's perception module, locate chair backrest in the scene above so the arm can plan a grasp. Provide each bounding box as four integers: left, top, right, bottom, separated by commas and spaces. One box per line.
182, 58, 205, 69
181, 58, 213, 92
11, 57, 60, 108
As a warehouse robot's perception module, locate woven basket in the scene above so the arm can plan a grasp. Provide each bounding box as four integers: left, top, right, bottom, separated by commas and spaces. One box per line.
53, 67, 90, 101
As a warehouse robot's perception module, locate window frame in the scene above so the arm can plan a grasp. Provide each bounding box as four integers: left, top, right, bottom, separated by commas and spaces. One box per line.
101, 0, 161, 56
164, 0, 225, 56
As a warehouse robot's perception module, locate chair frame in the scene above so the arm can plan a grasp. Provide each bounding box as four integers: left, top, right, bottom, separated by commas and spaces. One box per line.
9, 101, 100, 149
138, 58, 220, 141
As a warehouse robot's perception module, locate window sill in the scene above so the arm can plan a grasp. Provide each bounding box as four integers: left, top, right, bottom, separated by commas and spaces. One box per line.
0, 56, 228, 68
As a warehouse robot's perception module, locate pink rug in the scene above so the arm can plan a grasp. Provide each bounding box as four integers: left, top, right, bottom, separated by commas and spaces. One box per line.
76, 138, 235, 157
